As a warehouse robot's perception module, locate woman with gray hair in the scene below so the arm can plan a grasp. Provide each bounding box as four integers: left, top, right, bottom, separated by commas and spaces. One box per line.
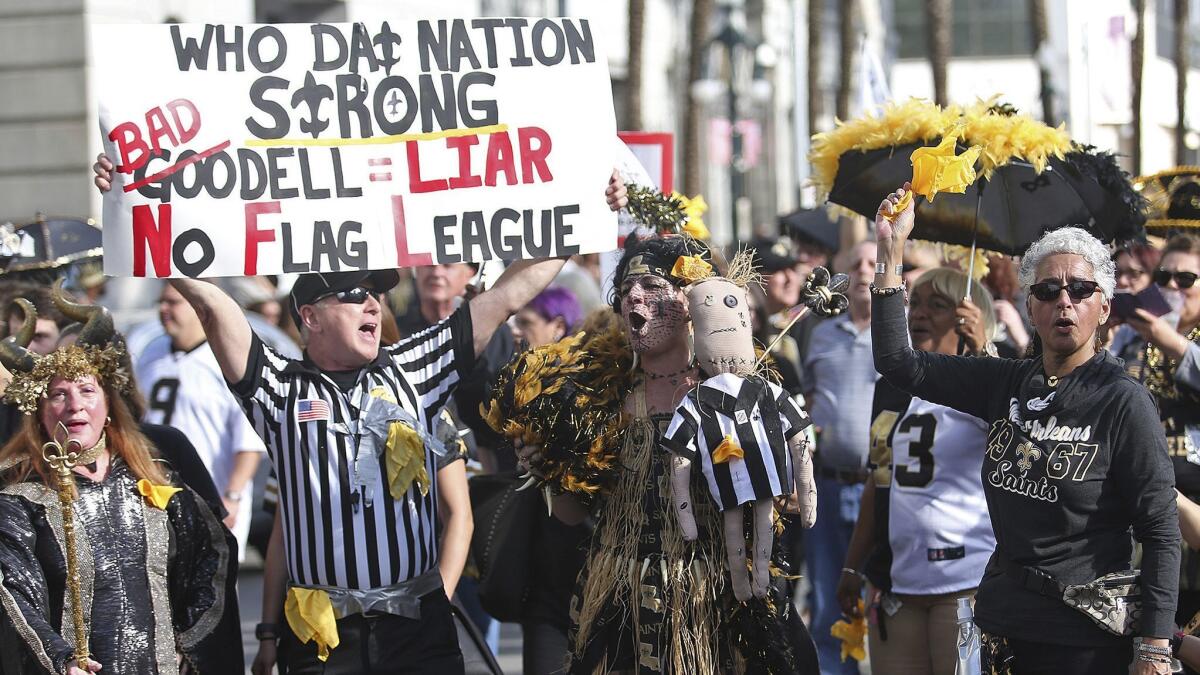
868, 184, 1179, 675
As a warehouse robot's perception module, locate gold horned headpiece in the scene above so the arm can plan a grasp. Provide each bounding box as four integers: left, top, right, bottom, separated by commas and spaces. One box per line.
1, 281, 130, 415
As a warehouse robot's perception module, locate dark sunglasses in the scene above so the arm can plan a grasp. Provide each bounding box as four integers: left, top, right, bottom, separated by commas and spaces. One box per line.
1029, 280, 1101, 302
314, 286, 380, 305
1153, 269, 1199, 289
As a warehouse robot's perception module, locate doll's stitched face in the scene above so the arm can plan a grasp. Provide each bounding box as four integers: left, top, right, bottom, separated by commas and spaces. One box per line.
687, 278, 755, 375
619, 274, 689, 354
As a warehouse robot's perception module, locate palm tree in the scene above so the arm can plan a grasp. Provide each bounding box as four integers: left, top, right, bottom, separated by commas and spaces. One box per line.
1029, 0, 1054, 124
1176, 0, 1190, 165
836, 0, 858, 119
684, 0, 714, 195
626, 0, 645, 130
924, 0, 951, 106
1132, 0, 1146, 175
807, 0, 822, 135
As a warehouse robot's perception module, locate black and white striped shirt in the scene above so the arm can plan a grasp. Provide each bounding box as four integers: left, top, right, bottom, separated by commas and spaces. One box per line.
232, 305, 475, 591
664, 373, 810, 510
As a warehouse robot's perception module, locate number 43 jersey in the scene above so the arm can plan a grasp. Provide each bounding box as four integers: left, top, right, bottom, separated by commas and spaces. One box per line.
888, 396, 995, 595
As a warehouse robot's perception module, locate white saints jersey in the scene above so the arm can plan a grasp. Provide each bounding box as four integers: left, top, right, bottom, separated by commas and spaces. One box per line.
888, 396, 995, 595
134, 336, 266, 494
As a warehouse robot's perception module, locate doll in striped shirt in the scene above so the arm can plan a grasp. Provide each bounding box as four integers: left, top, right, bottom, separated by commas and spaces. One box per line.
664, 254, 830, 602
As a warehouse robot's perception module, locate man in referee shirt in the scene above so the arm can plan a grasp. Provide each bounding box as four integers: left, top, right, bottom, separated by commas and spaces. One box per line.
94, 153, 628, 672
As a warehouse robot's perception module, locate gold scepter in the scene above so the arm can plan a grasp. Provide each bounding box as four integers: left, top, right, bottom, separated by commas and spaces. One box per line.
41, 421, 92, 672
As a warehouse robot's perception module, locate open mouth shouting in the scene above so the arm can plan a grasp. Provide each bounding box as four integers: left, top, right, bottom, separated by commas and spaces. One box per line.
358, 322, 379, 341
1053, 316, 1075, 334
627, 311, 649, 333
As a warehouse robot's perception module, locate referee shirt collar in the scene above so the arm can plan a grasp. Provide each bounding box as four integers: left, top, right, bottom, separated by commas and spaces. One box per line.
283, 347, 391, 377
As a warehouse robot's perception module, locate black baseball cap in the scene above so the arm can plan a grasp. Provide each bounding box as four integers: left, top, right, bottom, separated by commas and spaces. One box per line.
289, 269, 400, 325
748, 236, 799, 273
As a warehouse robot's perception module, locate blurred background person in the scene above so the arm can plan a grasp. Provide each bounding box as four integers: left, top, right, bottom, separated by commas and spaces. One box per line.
803, 238, 878, 675
1108, 242, 1164, 375
135, 282, 266, 562
2, 283, 67, 356
552, 254, 604, 315
750, 236, 808, 394
838, 267, 997, 675
396, 262, 515, 473
1124, 233, 1200, 634
508, 287, 594, 674
982, 254, 1031, 358
781, 207, 839, 283
511, 286, 583, 349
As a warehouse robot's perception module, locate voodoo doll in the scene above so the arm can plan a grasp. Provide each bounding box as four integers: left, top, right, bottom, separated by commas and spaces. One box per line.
664, 256, 846, 601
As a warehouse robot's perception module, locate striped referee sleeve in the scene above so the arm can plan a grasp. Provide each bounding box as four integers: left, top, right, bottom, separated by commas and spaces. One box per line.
778, 390, 811, 439
664, 396, 701, 461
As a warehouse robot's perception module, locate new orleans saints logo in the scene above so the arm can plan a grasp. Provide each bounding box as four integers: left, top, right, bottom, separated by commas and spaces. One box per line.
1015, 442, 1042, 472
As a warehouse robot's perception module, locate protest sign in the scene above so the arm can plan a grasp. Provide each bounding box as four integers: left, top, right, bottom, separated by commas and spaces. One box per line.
92, 20, 617, 278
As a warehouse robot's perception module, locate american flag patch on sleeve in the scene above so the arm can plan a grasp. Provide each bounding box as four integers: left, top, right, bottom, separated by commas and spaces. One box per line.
296, 399, 331, 423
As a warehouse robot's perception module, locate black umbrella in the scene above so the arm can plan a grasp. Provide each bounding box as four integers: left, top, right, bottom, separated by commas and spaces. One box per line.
828, 141, 1145, 255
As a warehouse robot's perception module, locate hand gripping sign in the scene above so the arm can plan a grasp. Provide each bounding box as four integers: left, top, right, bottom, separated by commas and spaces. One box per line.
93, 20, 618, 278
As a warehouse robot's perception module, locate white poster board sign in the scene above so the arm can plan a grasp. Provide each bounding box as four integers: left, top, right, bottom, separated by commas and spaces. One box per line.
93, 21, 617, 278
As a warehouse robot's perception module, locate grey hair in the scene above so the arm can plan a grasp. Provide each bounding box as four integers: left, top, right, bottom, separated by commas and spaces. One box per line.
1017, 227, 1116, 299
911, 268, 999, 341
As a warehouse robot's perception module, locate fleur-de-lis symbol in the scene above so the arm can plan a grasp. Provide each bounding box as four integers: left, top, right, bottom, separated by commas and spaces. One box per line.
1016, 442, 1042, 472
41, 422, 82, 474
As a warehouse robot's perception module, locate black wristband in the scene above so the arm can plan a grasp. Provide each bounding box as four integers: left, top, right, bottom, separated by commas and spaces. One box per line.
1172, 631, 1185, 658
255, 622, 279, 641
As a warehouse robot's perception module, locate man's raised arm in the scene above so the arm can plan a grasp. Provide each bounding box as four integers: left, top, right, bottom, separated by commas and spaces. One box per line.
170, 279, 254, 384
93, 153, 255, 384
468, 170, 627, 357
470, 257, 569, 357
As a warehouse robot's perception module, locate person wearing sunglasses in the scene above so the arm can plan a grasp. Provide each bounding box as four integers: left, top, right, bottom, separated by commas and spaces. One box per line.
869, 184, 1179, 675
92, 152, 628, 674
1122, 234, 1200, 640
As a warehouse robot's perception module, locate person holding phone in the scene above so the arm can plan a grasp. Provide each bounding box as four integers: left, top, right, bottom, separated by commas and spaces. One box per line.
1125, 234, 1200, 636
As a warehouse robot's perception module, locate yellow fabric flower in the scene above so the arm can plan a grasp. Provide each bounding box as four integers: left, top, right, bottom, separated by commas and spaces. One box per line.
671, 255, 714, 284
885, 133, 981, 222
712, 435, 744, 464
830, 600, 868, 662
673, 192, 710, 239
285, 587, 340, 661
136, 479, 180, 510
384, 421, 430, 499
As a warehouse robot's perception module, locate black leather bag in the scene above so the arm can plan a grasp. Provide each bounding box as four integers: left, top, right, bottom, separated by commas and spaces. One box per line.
468, 473, 539, 622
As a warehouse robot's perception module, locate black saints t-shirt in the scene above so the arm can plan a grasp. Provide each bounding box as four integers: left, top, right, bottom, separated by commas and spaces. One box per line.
872, 292, 1180, 645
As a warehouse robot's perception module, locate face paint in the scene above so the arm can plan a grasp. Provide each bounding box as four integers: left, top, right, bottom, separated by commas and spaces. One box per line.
687, 278, 756, 375
620, 274, 689, 354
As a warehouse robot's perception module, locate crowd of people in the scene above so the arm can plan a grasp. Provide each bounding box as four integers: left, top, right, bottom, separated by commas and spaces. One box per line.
0, 148, 1196, 675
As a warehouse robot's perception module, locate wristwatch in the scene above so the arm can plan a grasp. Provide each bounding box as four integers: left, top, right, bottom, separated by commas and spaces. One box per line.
255, 622, 278, 641
223, 489, 243, 502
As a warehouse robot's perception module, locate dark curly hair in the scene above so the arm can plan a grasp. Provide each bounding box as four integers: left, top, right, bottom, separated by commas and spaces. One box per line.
608, 234, 709, 313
